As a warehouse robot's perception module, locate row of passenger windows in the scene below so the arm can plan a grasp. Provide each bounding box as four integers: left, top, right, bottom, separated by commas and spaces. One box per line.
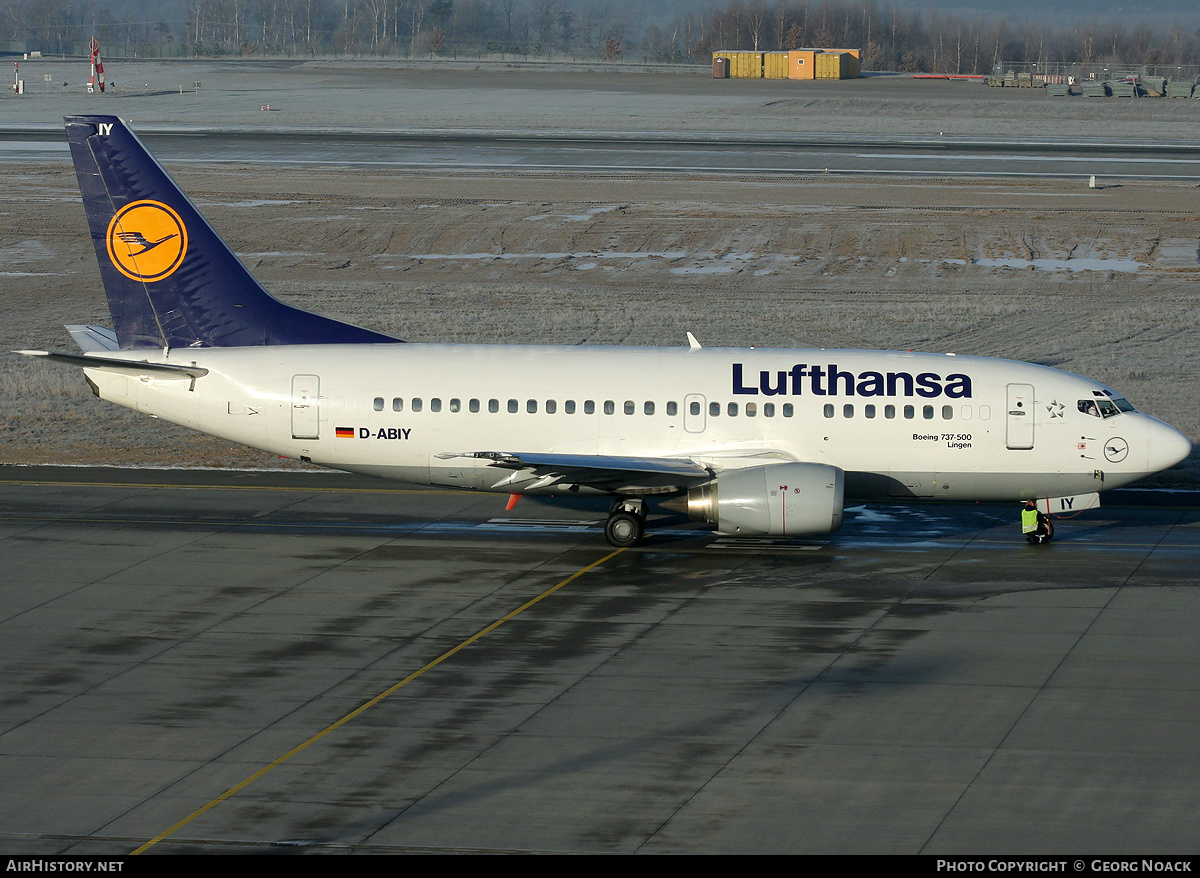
824, 403, 991, 420
372, 396, 989, 420
373, 396, 797, 417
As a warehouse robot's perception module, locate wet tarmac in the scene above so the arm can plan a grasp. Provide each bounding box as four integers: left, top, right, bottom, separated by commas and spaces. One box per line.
0, 466, 1198, 854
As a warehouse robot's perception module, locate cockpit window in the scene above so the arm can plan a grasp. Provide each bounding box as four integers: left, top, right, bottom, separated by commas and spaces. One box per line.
1081, 398, 1130, 419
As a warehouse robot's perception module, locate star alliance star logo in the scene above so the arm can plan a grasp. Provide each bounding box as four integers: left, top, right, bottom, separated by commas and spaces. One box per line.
1046, 400, 1065, 418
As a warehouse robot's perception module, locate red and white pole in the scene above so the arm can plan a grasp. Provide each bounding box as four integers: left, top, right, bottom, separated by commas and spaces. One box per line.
89, 37, 105, 93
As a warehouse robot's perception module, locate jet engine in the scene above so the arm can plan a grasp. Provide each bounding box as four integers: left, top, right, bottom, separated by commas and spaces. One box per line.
685, 463, 844, 536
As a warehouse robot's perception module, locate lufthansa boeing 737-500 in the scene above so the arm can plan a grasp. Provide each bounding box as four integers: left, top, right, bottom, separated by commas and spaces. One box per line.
17, 116, 1192, 546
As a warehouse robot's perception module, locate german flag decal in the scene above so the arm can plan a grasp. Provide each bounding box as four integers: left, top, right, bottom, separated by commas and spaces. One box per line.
335, 426, 355, 438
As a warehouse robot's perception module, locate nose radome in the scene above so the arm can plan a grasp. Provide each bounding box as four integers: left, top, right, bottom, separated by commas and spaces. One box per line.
1147, 421, 1192, 474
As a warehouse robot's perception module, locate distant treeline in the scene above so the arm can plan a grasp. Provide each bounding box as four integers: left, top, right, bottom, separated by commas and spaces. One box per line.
680, 1, 1200, 73
4, 0, 1195, 71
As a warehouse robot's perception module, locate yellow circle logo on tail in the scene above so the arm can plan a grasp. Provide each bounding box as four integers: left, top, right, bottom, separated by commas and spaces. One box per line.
106, 200, 188, 282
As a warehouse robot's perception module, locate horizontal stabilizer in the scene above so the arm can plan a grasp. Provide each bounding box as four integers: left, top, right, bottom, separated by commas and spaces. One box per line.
16, 349, 209, 379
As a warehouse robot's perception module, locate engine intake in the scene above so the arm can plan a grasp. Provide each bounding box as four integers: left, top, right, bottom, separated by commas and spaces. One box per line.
686, 463, 844, 536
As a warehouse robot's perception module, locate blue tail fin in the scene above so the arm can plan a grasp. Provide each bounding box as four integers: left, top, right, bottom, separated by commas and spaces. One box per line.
65, 115, 402, 350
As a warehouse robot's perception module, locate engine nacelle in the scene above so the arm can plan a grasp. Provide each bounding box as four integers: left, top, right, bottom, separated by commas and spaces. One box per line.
686, 463, 844, 536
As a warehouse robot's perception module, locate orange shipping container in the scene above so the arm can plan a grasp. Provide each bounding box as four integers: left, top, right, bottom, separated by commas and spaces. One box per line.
788, 49, 818, 80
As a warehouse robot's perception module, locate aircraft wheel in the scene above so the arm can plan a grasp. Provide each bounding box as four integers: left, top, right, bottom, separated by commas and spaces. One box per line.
605, 511, 644, 548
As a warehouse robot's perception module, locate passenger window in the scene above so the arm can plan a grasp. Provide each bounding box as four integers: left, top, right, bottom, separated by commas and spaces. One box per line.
865, 404, 875, 419
585, 400, 595, 414
469, 399, 480, 413
392, 398, 403, 412
507, 399, 518, 413
690, 401, 701, 416
624, 400, 635, 415
764, 403, 775, 417
904, 405, 914, 419
885, 405, 896, 419
412, 398, 423, 412
373, 397, 384, 412
430, 398, 442, 413
746, 403, 756, 417
728, 402, 738, 417
527, 399, 537, 413
843, 404, 854, 418
923, 405, 934, 419
709, 402, 720, 417
666, 401, 677, 416
644, 401, 655, 415
546, 400, 557, 414
942, 405, 952, 419
449, 398, 461, 413
488, 399, 499, 413
782, 404, 793, 417
823, 404, 834, 418
604, 400, 615, 415
565, 400, 576, 414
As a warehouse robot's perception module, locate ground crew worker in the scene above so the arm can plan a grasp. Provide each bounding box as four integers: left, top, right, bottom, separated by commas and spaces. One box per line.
1022, 500, 1053, 544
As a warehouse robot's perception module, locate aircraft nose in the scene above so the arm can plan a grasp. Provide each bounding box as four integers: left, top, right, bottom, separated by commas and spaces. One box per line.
1147, 420, 1192, 473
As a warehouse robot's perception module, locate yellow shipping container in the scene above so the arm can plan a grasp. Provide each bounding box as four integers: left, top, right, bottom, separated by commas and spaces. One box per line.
815, 51, 858, 79
763, 52, 790, 79
815, 51, 842, 79
736, 51, 764, 78
715, 47, 858, 81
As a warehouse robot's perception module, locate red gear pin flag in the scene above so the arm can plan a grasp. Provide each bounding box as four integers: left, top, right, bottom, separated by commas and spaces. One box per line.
89, 37, 105, 92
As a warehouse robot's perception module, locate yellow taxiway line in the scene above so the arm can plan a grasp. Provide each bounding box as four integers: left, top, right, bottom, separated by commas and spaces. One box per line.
130, 546, 626, 855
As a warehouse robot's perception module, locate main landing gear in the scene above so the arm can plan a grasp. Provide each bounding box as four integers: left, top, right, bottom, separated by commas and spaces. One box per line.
605, 498, 646, 548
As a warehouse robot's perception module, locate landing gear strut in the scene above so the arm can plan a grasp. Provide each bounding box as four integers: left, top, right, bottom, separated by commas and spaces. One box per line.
605, 498, 646, 548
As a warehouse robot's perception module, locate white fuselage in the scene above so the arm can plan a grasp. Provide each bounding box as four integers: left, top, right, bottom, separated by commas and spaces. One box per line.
83, 343, 1189, 502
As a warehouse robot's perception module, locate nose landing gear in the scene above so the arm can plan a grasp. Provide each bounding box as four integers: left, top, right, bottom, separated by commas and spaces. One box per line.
605, 498, 646, 547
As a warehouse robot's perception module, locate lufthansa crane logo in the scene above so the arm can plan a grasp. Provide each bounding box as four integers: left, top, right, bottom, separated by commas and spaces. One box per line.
1104, 437, 1130, 463
106, 200, 188, 282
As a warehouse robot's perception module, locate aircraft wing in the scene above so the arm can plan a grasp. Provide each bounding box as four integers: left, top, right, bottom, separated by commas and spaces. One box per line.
435, 451, 714, 494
